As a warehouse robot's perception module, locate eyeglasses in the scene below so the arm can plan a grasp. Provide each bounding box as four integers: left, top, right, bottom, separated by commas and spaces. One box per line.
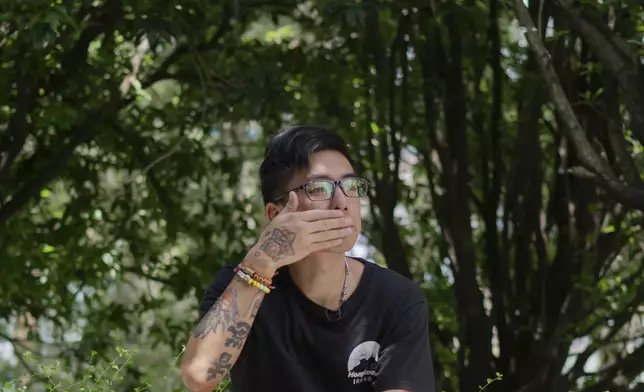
276, 177, 370, 202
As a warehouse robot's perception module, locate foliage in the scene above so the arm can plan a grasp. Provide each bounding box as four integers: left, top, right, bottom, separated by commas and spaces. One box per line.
1, 0, 643, 391
0, 346, 232, 392
478, 373, 503, 391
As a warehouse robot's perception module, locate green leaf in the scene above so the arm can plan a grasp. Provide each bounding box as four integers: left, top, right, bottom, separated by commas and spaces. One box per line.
370, 122, 380, 135
44, 12, 59, 31
603, 225, 615, 233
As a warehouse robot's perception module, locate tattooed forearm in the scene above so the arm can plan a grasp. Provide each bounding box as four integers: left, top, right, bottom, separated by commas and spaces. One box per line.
183, 276, 268, 389
206, 352, 233, 381
250, 294, 262, 317
259, 228, 296, 262
243, 289, 263, 318
225, 322, 251, 349
192, 288, 239, 339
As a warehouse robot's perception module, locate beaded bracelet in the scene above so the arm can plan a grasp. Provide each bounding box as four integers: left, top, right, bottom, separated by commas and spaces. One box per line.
235, 263, 275, 289
235, 268, 271, 294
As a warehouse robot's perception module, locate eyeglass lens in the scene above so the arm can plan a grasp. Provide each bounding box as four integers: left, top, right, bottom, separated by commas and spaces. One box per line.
305, 178, 368, 200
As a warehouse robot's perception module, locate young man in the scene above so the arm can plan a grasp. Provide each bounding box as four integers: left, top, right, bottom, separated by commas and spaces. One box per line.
181, 125, 435, 392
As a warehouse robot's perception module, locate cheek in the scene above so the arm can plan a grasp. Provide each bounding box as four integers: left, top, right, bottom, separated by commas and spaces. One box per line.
297, 196, 318, 211
348, 207, 362, 231
352, 216, 362, 233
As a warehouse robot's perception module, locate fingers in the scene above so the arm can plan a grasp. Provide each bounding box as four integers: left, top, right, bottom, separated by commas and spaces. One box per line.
310, 238, 344, 253
278, 191, 298, 215
297, 209, 345, 222
309, 226, 354, 243
307, 217, 353, 234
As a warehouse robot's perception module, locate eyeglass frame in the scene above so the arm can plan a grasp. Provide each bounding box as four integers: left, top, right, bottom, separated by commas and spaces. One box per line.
273, 177, 370, 203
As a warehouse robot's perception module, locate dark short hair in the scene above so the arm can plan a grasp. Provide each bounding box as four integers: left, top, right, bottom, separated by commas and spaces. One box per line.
259, 125, 353, 205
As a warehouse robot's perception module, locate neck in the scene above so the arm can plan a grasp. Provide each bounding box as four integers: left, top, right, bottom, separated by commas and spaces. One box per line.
288, 252, 348, 310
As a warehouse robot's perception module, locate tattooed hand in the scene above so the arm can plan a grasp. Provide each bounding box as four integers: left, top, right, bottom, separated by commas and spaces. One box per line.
248, 191, 353, 271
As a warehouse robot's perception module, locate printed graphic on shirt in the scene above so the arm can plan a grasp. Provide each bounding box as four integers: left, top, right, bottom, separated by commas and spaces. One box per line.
347, 341, 380, 385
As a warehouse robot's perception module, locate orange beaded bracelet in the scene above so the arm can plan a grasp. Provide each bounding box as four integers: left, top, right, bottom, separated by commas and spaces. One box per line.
234, 264, 275, 294
235, 269, 271, 294
235, 264, 275, 288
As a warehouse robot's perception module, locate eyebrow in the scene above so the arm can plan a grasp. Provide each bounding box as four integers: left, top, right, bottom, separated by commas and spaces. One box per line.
306, 172, 359, 181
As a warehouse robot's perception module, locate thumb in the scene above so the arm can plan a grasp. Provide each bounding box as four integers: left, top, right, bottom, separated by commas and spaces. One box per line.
280, 191, 298, 214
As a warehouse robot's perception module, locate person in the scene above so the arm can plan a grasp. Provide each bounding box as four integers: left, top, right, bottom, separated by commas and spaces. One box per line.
180, 125, 435, 392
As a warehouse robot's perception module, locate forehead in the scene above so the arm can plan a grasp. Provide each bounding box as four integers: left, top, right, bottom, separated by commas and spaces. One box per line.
288, 150, 355, 187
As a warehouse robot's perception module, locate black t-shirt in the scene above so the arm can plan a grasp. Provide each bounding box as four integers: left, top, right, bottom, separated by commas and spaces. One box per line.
198, 257, 436, 392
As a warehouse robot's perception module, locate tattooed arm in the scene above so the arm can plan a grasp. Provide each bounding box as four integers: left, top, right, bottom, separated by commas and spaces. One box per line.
180, 255, 274, 392
181, 195, 353, 391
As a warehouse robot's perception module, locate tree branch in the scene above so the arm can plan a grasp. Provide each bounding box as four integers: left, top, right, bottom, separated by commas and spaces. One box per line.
441, 9, 493, 390
0, 105, 118, 225
601, 70, 644, 189
0, 331, 50, 385
141, 5, 234, 90
513, 0, 644, 211
391, 12, 410, 207
0, 8, 237, 226
0, 53, 32, 183
47, 0, 125, 94
556, 0, 644, 146
114, 125, 178, 220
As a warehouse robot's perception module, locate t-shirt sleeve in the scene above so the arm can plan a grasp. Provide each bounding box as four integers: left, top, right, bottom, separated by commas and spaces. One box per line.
197, 266, 235, 322
374, 288, 436, 392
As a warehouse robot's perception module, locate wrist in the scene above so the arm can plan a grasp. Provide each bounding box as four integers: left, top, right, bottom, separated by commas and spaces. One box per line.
243, 247, 277, 278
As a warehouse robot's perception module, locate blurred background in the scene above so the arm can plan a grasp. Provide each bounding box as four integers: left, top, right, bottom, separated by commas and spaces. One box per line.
0, 0, 643, 391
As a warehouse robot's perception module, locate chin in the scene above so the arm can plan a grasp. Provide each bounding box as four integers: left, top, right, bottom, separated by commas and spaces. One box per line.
322, 236, 358, 254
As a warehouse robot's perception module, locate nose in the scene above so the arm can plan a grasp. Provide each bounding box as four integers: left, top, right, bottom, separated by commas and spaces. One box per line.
330, 184, 348, 211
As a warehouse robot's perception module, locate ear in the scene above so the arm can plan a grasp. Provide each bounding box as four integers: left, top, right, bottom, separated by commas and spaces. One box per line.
265, 202, 281, 221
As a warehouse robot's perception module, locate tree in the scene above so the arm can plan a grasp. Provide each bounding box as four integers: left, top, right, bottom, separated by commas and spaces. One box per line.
1, 0, 288, 388
270, 1, 644, 390
1, 0, 643, 391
